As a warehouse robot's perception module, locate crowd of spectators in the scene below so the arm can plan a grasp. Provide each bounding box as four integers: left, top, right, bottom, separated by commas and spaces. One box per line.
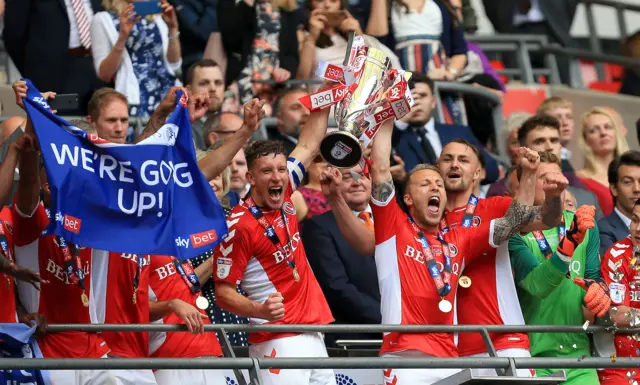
0, 0, 639, 385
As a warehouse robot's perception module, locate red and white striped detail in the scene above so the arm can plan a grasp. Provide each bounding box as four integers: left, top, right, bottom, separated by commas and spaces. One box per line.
71, 0, 92, 49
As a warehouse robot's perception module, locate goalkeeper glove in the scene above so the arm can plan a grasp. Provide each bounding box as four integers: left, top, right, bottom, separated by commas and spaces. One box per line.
556, 205, 596, 262
574, 277, 611, 318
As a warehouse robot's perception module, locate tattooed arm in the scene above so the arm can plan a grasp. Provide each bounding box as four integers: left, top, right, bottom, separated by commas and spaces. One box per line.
518, 164, 568, 233
370, 119, 395, 202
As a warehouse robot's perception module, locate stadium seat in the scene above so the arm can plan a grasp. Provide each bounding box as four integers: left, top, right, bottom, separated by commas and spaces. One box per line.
588, 81, 622, 93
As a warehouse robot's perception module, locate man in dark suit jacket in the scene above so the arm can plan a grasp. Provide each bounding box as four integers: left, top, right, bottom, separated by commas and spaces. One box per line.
481, 0, 578, 83
392, 73, 500, 184
301, 164, 381, 347
598, 151, 640, 255
4, 0, 106, 115
267, 87, 310, 155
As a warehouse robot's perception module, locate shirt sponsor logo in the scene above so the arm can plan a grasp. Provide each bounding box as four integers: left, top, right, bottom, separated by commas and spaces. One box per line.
155, 261, 177, 280
190, 229, 218, 248
217, 257, 232, 279
272, 232, 301, 263
403, 245, 460, 275
63, 214, 82, 234
46, 258, 90, 284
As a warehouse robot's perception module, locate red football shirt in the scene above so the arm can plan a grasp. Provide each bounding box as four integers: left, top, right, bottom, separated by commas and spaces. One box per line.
11, 203, 109, 358
148, 255, 222, 358
0, 207, 17, 323
214, 158, 334, 343
91, 250, 152, 358
371, 189, 497, 357
597, 237, 640, 383
445, 196, 530, 356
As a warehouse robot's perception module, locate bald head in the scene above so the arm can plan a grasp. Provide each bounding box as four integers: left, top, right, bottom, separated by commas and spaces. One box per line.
0, 116, 25, 147
205, 112, 244, 147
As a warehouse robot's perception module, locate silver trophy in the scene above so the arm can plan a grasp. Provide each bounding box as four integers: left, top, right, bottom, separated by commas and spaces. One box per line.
319, 38, 394, 168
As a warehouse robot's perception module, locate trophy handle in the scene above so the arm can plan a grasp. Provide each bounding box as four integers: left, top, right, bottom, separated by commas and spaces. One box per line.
343, 32, 355, 67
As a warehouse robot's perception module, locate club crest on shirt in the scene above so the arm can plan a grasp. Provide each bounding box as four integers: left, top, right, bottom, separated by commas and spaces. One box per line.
472, 216, 481, 227
449, 244, 459, 257
217, 257, 232, 279
3, 221, 13, 236
283, 202, 296, 215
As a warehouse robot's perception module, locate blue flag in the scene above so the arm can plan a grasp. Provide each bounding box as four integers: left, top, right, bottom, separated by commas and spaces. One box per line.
23, 80, 228, 260
0, 323, 49, 385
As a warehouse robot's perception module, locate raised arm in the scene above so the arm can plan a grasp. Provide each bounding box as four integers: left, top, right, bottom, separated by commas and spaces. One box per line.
519, 171, 567, 233
288, 92, 331, 169
492, 148, 541, 246
370, 119, 395, 201
198, 99, 265, 180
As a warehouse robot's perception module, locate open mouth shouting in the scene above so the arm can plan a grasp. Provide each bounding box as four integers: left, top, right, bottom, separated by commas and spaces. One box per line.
427, 195, 441, 215
268, 186, 284, 202
446, 170, 462, 182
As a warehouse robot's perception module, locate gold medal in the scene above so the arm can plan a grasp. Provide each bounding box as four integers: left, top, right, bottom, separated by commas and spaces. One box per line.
292, 268, 300, 282
81, 292, 89, 307
459, 276, 472, 288
439, 299, 452, 313
196, 296, 209, 310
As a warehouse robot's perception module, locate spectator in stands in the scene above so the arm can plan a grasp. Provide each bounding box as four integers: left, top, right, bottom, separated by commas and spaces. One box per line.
563, 189, 577, 212
268, 87, 310, 155
291, 154, 331, 222
508, 153, 601, 385
218, 0, 299, 104
516, 114, 604, 219
169, 0, 219, 74
481, 0, 577, 84
537, 97, 574, 165
602, 106, 628, 137
187, 59, 226, 150
91, 0, 182, 119
391, 73, 499, 183
577, 107, 630, 216
620, 29, 640, 97
4, 0, 106, 115
203, 112, 245, 148
296, 0, 400, 83
598, 151, 640, 255
301, 165, 381, 348
228, 148, 250, 205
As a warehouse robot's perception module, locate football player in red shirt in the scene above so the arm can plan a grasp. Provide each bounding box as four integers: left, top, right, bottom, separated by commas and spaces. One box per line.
596, 198, 640, 385
436, 138, 566, 376
214, 105, 336, 385
369, 117, 555, 385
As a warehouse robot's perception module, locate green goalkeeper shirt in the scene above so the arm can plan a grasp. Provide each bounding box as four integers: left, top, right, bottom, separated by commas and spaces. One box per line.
508, 210, 600, 358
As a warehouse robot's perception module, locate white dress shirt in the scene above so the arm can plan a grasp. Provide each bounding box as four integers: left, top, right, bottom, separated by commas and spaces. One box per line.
395, 118, 443, 158
615, 207, 632, 229
353, 205, 373, 221
513, 0, 545, 26
65, 0, 94, 49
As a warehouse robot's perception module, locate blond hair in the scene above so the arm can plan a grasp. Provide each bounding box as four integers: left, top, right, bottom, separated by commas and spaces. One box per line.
196, 148, 232, 199
537, 97, 573, 115
102, 0, 128, 15
580, 107, 630, 175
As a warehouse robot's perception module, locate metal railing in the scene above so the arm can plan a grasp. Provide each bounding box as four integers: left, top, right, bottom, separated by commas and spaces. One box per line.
467, 35, 561, 85
581, 0, 640, 80
2, 323, 640, 385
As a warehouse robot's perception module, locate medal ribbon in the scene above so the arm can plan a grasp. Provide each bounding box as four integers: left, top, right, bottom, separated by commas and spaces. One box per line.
132, 254, 147, 300
244, 197, 298, 275
439, 194, 478, 234
409, 216, 452, 297
532, 216, 566, 259
45, 208, 85, 290
0, 222, 12, 263
172, 258, 201, 293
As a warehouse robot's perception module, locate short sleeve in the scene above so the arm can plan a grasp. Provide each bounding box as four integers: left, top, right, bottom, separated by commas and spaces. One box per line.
487, 196, 512, 217
287, 157, 307, 193
457, 219, 498, 265
601, 242, 631, 306
10, 203, 50, 247
370, 188, 402, 245
213, 216, 252, 285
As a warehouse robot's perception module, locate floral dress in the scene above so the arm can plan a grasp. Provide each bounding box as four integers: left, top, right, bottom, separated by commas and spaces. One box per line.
237, 0, 281, 105
112, 14, 176, 119
189, 207, 249, 347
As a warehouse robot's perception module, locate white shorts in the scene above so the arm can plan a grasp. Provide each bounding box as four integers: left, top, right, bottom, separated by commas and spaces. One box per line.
248, 332, 336, 385
154, 368, 229, 385
465, 348, 535, 378
48, 369, 119, 385
382, 352, 461, 385
109, 370, 158, 385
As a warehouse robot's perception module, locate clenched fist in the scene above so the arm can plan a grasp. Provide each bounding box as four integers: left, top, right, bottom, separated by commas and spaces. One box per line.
242, 98, 267, 132
514, 147, 540, 174
260, 292, 285, 321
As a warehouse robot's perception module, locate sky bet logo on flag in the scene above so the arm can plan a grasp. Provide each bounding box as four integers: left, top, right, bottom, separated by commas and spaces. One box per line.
23, 80, 228, 260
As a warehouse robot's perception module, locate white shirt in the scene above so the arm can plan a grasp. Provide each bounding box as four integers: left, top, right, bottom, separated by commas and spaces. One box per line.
561, 146, 572, 161
353, 205, 373, 222
513, 0, 545, 26
65, 0, 94, 49
391, 0, 443, 40
395, 118, 443, 157
615, 207, 632, 229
